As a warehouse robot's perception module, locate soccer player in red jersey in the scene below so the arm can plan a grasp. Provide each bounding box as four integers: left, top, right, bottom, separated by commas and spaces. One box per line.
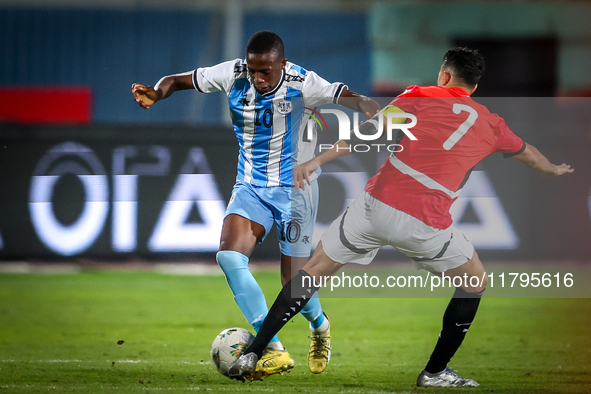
228, 47, 574, 387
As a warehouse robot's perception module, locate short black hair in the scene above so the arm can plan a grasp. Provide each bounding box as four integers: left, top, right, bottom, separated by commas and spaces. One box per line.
246, 31, 284, 58
443, 47, 485, 87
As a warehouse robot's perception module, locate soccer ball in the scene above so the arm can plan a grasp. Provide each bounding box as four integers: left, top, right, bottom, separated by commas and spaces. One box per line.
211, 327, 255, 376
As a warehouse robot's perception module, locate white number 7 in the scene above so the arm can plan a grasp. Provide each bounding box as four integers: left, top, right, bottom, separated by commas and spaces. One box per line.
443, 103, 479, 150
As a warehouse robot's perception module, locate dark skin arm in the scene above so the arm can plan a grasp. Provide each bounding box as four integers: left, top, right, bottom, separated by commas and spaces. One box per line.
132, 72, 380, 114
511, 143, 574, 177
131, 71, 194, 109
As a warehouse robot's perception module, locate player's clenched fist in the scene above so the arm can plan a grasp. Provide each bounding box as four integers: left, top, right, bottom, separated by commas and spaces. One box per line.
131, 83, 158, 109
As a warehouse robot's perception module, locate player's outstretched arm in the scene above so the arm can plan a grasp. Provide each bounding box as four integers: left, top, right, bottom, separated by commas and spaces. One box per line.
131, 72, 194, 109
511, 143, 574, 178
294, 140, 351, 192
338, 89, 381, 119
294, 104, 407, 191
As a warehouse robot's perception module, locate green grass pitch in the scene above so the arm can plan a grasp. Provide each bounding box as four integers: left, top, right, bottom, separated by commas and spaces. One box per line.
0, 267, 590, 393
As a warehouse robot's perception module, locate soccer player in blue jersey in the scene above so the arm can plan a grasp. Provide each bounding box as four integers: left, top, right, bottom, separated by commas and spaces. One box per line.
132, 31, 380, 379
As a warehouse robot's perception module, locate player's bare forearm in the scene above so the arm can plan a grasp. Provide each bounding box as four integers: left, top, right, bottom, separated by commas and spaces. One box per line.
512, 143, 574, 178
132, 72, 193, 109
294, 140, 351, 192
308, 139, 351, 169
338, 89, 381, 119
153, 72, 194, 101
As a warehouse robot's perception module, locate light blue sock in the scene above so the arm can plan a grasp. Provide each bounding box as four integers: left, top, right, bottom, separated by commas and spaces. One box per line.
216, 251, 280, 343
300, 295, 325, 329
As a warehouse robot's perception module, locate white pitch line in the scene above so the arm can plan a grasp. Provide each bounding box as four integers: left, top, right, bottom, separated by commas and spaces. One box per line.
1, 359, 204, 365
1, 359, 84, 363
0, 262, 80, 274
154, 263, 223, 276
0, 262, 279, 276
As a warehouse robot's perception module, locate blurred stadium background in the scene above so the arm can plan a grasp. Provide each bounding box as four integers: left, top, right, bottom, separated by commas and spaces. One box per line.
2, 4, 590, 393
0, 0, 590, 264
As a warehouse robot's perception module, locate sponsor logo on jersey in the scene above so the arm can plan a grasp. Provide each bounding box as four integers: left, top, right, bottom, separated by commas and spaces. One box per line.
285, 74, 305, 83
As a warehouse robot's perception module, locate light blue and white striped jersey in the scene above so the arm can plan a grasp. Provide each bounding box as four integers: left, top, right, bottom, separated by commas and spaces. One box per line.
192, 59, 345, 187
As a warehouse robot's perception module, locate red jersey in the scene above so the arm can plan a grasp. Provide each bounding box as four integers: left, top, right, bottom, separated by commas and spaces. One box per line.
365, 85, 525, 229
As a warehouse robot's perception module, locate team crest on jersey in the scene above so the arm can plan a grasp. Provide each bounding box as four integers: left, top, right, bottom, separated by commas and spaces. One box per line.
277, 100, 292, 114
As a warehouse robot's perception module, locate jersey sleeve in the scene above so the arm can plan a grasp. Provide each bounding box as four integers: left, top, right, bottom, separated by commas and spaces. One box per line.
301, 71, 347, 108
492, 116, 526, 157
192, 59, 243, 94
397, 85, 423, 98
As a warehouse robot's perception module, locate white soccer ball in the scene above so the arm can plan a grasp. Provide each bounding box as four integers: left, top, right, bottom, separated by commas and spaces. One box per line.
211, 327, 255, 376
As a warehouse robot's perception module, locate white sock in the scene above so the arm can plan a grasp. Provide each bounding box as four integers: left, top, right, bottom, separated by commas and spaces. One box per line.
265, 341, 284, 350
311, 317, 329, 334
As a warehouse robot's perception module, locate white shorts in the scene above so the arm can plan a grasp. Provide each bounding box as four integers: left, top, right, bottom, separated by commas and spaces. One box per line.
321, 192, 475, 273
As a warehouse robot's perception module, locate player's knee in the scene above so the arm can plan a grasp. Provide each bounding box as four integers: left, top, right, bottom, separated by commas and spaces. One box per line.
461, 271, 487, 293
480, 272, 489, 289
216, 250, 249, 273
462, 252, 487, 292
303, 245, 344, 279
